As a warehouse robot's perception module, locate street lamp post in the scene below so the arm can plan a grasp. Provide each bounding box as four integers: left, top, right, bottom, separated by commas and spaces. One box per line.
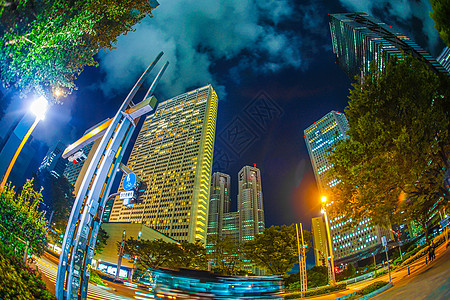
0, 96, 48, 191
321, 196, 336, 284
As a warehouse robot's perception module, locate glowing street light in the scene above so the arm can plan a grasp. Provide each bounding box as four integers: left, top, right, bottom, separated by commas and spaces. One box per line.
29, 96, 49, 120
321, 195, 336, 284
0, 96, 49, 190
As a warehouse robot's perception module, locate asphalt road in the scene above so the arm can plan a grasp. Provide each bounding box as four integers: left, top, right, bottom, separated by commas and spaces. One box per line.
34, 252, 138, 300
310, 240, 450, 300
372, 244, 450, 300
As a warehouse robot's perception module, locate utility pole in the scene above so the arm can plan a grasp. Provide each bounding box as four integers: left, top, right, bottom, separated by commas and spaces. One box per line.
296, 223, 307, 297
115, 230, 126, 281
382, 236, 391, 282
372, 252, 376, 277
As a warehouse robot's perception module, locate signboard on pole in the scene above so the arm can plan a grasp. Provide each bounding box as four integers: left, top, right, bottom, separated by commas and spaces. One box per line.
123, 173, 137, 191
120, 191, 134, 199
382, 236, 387, 246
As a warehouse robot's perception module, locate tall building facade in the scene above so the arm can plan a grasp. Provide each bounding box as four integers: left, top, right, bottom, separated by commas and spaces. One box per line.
205, 166, 265, 274
329, 12, 448, 80
437, 47, 450, 73
39, 141, 67, 178
238, 165, 265, 242
109, 85, 218, 244
304, 111, 348, 191
222, 211, 240, 242
207, 166, 266, 243
0, 115, 38, 187
207, 172, 231, 240
311, 217, 328, 267
63, 142, 95, 186
304, 111, 391, 262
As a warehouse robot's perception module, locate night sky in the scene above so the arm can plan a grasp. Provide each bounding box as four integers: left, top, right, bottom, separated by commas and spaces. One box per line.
0, 0, 445, 266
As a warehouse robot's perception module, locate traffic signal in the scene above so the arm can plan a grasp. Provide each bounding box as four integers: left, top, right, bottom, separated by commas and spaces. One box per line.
133, 180, 147, 202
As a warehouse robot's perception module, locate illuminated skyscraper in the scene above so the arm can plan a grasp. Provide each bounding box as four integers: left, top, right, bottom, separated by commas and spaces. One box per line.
311, 217, 328, 267
109, 85, 218, 243
39, 141, 67, 178
304, 111, 348, 191
207, 167, 266, 243
207, 172, 231, 240
63, 142, 94, 186
238, 165, 265, 242
438, 47, 450, 73
304, 111, 391, 262
329, 12, 448, 79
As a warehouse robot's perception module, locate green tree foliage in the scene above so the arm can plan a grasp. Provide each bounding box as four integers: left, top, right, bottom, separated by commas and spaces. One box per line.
50, 174, 75, 231
0, 179, 48, 257
32, 170, 74, 232
430, 0, 450, 47
336, 263, 356, 281
243, 225, 311, 276
287, 266, 329, 290
0, 244, 55, 299
122, 238, 206, 270
207, 236, 245, 275
327, 55, 450, 240
172, 240, 207, 270
94, 226, 109, 255
0, 0, 158, 101
306, 266, 328, 288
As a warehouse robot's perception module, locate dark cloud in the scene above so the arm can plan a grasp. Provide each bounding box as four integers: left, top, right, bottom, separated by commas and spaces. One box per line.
97, 0, 303, 100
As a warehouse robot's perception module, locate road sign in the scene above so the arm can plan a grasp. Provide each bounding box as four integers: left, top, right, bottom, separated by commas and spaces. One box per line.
120, 191, 134, 199
382, 236, 387, 246
123, 173, 137, 191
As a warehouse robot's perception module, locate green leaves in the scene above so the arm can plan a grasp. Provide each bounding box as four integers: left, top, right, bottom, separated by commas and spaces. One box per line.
0, 0, 158, 102
207, 235, 244, 275
243, 225, 311, 276
0, 179, 48, 257
327, 55, 450, 232
122, 238, 206, 271
430, 0, 450, 47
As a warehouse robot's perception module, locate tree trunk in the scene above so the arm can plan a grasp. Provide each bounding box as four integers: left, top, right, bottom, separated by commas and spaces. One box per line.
422, 219, 429, 244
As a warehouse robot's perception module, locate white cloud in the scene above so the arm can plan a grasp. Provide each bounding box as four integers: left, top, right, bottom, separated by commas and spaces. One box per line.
97, 0, 302, 100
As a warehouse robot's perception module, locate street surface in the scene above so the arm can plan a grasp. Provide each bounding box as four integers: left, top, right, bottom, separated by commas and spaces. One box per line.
372, 243, 450, 300
34, 252, 154, 300
311, 240, 450, 299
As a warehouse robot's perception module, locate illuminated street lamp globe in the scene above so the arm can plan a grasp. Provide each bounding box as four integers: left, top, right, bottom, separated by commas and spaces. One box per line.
0, 95, 49, 190
30, 96, 49, 120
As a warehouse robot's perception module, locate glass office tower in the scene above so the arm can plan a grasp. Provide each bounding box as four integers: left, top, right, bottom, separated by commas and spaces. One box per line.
329, 12, 448, 80
305, 111, 391, 262
109, 85, 218, 244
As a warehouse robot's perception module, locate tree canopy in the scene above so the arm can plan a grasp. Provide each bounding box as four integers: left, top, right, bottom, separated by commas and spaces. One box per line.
0, 0, 158, 102
243, 225, 311, 276
32, 170, 74, 233
122, 238, 206, 271
0, 179, 48, 257
207, 236, 245, 275
327, 55, 450, 238
430, 0, 450, 47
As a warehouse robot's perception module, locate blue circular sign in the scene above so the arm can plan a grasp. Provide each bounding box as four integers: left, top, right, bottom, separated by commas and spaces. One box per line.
123, 173, 137, 191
